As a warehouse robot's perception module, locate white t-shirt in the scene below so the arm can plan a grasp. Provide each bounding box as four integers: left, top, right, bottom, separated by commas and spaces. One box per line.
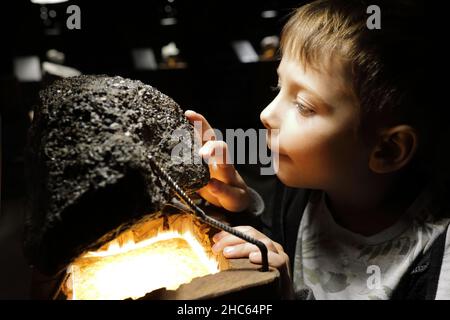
292, 189, 450, 300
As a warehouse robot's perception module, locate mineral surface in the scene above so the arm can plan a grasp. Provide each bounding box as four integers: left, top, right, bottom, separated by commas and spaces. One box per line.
24, 75, 209, 275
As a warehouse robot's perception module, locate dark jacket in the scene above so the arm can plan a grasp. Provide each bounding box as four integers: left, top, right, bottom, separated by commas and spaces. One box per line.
256, 176, 448, 300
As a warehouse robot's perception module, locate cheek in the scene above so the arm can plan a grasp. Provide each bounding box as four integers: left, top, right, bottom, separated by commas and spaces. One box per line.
277, 117, 364, 188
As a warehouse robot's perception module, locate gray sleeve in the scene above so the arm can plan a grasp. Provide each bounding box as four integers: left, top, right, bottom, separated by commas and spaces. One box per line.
295, 287, 316, 300
246, 187, 265, 216
436, 223, 450, 300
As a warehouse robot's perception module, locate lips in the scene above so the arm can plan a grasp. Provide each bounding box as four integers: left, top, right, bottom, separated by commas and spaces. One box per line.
265, 146, 289, 164
266, 139, 286, 158
265, 131, 280, 153
266, 141, 287, 157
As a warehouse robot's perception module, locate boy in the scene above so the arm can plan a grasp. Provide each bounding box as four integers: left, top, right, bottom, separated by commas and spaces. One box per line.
186, 0, 450, 299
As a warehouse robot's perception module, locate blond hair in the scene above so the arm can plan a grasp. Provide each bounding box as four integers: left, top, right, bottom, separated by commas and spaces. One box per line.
280, 1, 450, 214
280, 0, 423, 138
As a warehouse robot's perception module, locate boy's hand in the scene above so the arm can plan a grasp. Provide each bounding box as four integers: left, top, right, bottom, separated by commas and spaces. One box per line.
212, 226, 294, 299
184, 110, 251, 212
212, 226, 289, 269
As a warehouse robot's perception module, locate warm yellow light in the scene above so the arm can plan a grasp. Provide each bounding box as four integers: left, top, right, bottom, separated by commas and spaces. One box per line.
65, 214, 223, 300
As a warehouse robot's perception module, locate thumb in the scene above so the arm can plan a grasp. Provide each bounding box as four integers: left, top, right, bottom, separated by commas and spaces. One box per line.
208, 178, 250, 212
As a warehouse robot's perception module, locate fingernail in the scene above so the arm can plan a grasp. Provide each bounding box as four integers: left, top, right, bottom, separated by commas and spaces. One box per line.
200, 146, 212, 157
185, 110, 195, 115
211, 159, 218, 170
223, 247, 234, 254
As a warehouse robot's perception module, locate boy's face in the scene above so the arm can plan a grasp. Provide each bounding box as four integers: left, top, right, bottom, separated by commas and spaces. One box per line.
260, 56, 371, 190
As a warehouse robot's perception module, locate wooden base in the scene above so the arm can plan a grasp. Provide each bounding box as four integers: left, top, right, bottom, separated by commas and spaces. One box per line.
138, 259, 280, 300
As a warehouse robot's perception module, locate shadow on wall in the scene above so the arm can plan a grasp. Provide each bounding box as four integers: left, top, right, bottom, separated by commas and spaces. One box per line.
0, 198, 32, 299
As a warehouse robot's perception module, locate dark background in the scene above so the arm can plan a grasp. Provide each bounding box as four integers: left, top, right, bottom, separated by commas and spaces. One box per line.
0, 0, 308, 299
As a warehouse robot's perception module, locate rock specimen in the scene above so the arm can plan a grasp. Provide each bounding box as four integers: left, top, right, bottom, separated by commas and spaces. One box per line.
24, 75, 209, 275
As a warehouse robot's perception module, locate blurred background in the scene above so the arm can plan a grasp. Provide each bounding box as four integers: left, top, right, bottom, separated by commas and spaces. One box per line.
0, 0, 308, 299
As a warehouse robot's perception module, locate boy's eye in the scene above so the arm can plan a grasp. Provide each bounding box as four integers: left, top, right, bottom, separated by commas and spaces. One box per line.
295, 101, 315, 116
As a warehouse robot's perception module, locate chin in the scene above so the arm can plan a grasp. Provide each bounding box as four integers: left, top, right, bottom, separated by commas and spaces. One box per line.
274, 164, 316, 189
275, 169, 302, 188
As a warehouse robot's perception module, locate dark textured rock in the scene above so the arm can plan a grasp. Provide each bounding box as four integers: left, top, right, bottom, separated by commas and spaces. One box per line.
25, 75, 209, 275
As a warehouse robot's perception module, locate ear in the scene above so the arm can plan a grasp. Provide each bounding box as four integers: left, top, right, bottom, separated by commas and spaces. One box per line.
369, 125, 418, 174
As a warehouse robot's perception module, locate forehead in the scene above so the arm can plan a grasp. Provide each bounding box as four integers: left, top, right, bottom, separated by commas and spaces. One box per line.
278, 55, 357, 110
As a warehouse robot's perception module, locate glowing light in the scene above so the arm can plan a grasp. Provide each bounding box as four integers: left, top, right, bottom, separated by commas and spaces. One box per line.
65, 214, 222, 300
31, 0, 69, 4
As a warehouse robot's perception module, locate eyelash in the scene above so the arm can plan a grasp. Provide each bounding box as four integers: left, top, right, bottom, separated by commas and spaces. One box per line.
271, 84, 315, 116
295, 101, 315, 116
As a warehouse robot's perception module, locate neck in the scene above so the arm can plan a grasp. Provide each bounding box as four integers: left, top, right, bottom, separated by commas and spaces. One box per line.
325, 173, 422, 236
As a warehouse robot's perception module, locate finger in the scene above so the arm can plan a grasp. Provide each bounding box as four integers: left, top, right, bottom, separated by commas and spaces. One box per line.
212, 234, 248, 253
184, 110, 217, 144
231, 227, 280, 253
207, 179, 250, 212
200, 140, 230, 165
221, 242, 259, 258
197, 181, 249, 213
232, 226, 263, 235
212, 227, 254, 243
213, 230, 279, 253
217, 241, 284, 264
273, 242, 284, 253
197, 184, 222, 206
249, 251, 289, 269
200, 141, 241, 186
212, 231, 229, 243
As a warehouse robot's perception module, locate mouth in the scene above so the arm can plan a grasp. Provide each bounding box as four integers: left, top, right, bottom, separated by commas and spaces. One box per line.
267, 148, 289, 167
265, 130, 284, 155
266, 143, 288, 158
273, 151, 288, 161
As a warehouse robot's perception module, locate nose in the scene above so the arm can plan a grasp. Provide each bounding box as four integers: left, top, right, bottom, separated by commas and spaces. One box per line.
260, 95, 281, 130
